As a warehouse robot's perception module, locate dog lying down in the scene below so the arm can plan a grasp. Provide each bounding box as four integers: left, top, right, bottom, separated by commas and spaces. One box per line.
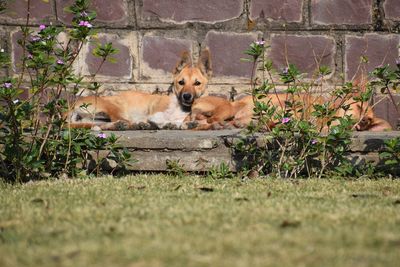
67, 49, 212, 130
184, 94, 393, 132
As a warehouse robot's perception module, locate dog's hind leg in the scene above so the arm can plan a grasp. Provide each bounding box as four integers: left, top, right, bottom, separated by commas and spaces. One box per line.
98, 120, 132, 131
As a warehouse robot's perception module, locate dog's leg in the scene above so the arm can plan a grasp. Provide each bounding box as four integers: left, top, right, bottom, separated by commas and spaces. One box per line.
99, 120, 132, 131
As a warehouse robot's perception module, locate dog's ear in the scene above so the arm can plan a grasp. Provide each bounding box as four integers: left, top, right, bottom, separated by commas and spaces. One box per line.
197, 49, 212, 78
173, 51, 192, 75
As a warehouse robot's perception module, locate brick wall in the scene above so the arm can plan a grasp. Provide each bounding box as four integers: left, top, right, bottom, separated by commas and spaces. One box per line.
0, 0, 399, 127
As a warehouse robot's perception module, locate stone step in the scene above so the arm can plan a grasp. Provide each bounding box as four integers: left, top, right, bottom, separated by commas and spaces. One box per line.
103, 130, 400, 172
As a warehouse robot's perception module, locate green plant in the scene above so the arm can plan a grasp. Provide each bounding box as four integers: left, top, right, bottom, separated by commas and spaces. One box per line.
237, 40, 373, 179
166, 159, 186, 178
0, 0, 132, 182
371, 62, 400, 122
380, 137, 400, 175
208, 162, 235, 179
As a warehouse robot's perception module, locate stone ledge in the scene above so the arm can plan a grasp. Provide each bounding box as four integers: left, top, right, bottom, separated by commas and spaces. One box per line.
103, 130, 400, 172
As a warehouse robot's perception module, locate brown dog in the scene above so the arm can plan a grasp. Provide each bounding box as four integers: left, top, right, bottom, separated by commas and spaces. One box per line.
67, 49, 212, 130
186, 93, 392, 131
184, 96, 247, 130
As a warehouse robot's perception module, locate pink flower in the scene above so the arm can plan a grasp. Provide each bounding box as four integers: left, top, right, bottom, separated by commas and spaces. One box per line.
31, 36, 40, 42
56, 59, 64, 65
39, 24, 46, 31
255, 40, 265, 46
3, 82, 12, 88
97, 133, 106, 139
27, 54, 33, 59
79, 21, 93, 28
80, 11, 88, 17
281, 117, 290, 124
311, 139, 318, 145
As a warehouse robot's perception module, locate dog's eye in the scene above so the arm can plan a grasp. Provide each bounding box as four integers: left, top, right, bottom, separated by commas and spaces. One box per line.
194, 81, 201, 86
178, 80, 185, 86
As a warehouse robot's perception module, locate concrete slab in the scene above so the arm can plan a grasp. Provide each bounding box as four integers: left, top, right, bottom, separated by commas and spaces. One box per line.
102, 130, 400, 172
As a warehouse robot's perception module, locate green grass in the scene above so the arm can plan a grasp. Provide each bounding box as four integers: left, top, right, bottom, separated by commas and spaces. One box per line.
1, 175, 400, 267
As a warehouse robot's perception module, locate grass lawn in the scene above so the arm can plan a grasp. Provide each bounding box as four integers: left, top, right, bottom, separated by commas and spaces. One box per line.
1, 175, 400, 267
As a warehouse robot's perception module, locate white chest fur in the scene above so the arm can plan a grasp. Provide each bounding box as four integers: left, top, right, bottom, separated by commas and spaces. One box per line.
147, 96, 189, 128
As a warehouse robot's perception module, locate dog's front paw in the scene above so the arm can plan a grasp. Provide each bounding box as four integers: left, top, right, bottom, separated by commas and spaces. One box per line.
162, 123, 180, 130
138, 121, 158, 130
182, 121, 199, 130
114, 120, 131, 130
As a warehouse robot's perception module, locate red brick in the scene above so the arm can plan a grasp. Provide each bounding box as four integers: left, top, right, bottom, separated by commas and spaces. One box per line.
11, 31, 24, 73
269, 34, 336, 77
142, 36, 192, 74
142, 0, 242, 23
373, 95, 400, 129
0, 0, 53, 21
311, 0, 373, 25
56, 0, 128, 25
85, 34, 132, 78
250, 0, 303, 22
384, 0, 400, 20
0, 35, 7, 77
205, 31, 257, 78
345, 34, 399, 80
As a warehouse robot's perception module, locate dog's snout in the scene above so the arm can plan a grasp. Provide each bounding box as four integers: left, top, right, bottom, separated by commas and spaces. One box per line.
182, 92, 193, 102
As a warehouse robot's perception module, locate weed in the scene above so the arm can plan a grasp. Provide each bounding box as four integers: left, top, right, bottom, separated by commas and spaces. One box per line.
166, 159, 186, 178
208, 162, 235, 179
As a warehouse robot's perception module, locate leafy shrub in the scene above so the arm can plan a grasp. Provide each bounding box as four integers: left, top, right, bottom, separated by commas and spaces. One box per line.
371, 62, 400, 122
237, 40, 375, 179
372, 58, 400, 176
0, 0, 132, 182
380, 137, 400, 175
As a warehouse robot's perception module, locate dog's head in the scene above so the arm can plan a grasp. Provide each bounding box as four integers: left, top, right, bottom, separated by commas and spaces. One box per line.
172, 49, 212, 108
339, 98, 374, 131
351, 101, 374, 131
349, 76, 374, 131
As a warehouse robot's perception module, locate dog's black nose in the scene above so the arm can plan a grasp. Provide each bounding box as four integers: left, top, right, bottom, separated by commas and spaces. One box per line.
182, 92, 193, 102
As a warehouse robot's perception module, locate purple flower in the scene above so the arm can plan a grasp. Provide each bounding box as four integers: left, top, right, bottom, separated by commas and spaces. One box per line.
31, 36, 40, 42
97, 133, 106, 139
281, 117, 290, 124
311, 139, 318, 145
39, 24, 46, 31
80, 11, 88, 17
79, 21, 93, 28
255, 40, 265, 46
56, 59, 64, 65
3, 82, 12, 89
27, 54, 33, 59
